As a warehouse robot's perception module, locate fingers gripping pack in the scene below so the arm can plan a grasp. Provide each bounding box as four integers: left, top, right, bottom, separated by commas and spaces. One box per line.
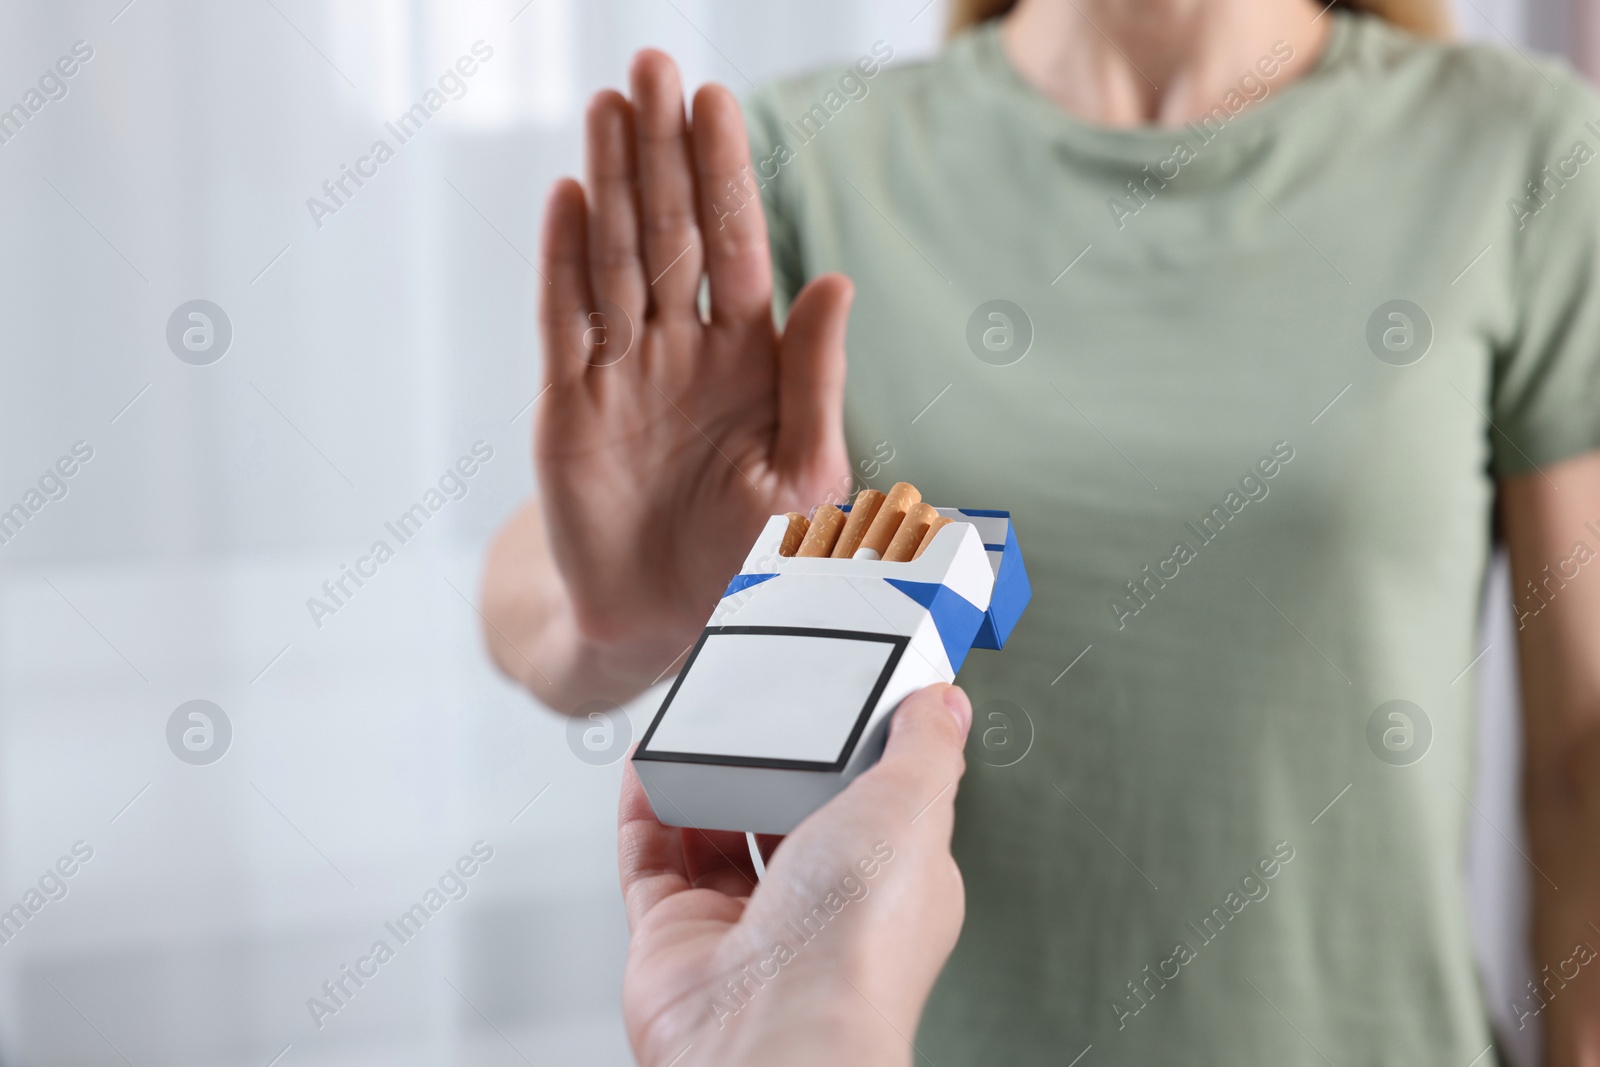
632, 482, 1031, 834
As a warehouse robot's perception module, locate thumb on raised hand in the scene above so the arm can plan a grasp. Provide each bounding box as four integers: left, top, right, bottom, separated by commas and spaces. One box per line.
773, 273, 853, 481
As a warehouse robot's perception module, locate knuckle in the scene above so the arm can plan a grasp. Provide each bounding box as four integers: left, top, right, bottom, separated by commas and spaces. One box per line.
588, 247, 642, 272
643, 208, 697, 236
705, 228, 765, 260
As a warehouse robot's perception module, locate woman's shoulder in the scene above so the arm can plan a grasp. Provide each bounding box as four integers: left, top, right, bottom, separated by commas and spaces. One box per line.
1338, 13, 1597, 141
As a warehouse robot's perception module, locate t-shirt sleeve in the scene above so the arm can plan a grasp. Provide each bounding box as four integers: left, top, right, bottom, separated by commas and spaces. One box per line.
742, 85, 806, 321
1493, 72, 1600, 476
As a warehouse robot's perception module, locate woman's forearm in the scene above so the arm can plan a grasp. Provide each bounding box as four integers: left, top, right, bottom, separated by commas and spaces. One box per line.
1502, 459, 1600, 1066
478, 497, 692, 712
1525, 725, 1600, 1067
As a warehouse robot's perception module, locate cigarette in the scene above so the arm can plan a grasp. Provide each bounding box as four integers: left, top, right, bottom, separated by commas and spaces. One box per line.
854, 481, 920, 560
912, 515, 953, 559
795, 504, 846, 557
884, 502, 939, 562
778, 512, 810, 557
831, 489, 886, 558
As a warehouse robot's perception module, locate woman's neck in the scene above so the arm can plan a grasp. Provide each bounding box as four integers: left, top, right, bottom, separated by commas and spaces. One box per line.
1000, 0, 1332, 127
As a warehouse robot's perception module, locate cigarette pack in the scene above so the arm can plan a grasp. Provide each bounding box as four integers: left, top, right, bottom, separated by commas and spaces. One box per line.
632, 507, 1030, 834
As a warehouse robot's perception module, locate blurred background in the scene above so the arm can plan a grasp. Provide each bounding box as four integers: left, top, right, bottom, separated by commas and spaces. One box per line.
0, 0, 1586, 1064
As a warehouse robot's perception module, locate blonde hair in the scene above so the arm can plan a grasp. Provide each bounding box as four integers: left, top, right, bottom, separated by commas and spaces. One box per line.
947, 0, 1452, 40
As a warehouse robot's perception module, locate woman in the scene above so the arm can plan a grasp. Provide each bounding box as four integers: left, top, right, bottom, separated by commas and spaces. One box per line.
482, 0, 1600, 1061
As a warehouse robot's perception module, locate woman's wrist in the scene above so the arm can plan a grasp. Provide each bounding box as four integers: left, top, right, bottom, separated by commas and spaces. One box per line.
481, 539, 696, 710
522, 601, 698, 712
480, 497, 702, 708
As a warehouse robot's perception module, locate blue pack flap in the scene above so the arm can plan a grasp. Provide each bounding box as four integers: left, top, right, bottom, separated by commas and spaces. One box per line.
884, 580, 986, 674
972, 518, 1030, 650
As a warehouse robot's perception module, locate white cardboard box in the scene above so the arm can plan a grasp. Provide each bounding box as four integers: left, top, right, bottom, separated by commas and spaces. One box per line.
632, 507, 1030, 834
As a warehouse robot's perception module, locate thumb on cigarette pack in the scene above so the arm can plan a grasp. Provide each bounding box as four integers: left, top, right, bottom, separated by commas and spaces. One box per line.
860, 683, 971, 827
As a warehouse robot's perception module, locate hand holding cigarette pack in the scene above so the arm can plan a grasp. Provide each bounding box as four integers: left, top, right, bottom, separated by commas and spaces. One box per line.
632, 482, 1031, 834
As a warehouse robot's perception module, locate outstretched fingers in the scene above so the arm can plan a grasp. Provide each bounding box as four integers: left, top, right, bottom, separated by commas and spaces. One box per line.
691, 83, 773, 328
538, 177, 594, 388
584, 90, 648, 327
773, 273, 853, 481
630, 50, 704, 320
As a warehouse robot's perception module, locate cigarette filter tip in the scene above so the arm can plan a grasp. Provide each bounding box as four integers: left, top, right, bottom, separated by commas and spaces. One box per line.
832, 488, 886, 558
857, 481, 921, 561
912, 515, 954, 559
796, 504, 847, 557
884, 502, 939, 562
778, 512, 810, 557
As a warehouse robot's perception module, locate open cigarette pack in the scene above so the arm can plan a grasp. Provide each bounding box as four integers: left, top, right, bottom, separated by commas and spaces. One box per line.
632, 484, 1031, 834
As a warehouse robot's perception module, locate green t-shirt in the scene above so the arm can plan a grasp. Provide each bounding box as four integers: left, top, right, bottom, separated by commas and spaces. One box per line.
744, 12, 1600, 1066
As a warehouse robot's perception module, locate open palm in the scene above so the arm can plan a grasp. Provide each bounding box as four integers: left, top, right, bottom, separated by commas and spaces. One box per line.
535, 51, 854, 665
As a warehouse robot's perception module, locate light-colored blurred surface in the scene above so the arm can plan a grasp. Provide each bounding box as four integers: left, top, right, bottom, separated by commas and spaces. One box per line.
0, 3, 946, 1063
0, 0, 1572, 1062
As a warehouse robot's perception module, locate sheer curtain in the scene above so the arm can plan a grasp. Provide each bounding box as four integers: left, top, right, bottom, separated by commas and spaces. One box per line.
0, 0, 1567, 1063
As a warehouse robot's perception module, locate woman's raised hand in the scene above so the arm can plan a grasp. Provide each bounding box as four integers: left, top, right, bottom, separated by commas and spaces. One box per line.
532, 50, 854, 689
